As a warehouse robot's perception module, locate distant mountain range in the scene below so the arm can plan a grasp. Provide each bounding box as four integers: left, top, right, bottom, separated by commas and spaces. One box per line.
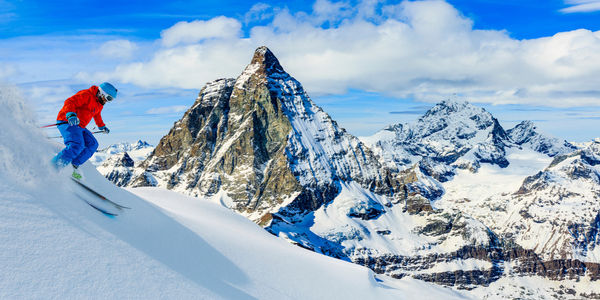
91, 140, 153, 166
95, 141, 154, 187
97, 46, 600, 297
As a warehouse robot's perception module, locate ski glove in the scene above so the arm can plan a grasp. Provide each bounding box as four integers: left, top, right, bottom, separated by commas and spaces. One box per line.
98, 126, 110, 134
66, 112, 80, 126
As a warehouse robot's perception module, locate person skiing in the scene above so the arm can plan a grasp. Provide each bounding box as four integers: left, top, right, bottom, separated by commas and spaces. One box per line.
51, 82, 117, 178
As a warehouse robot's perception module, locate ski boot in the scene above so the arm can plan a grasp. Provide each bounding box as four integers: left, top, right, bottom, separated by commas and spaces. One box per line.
72, 164, 83, 181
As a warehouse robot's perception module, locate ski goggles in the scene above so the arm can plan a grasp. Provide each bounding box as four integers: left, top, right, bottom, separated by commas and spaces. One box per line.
98, 86, 117, 102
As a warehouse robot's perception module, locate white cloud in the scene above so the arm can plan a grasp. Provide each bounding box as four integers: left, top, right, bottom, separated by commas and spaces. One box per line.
160, 16, 242, 47
96, 39, 139, 59
87, 0, 600, 107
24, 84, 73, 105
312, 0, 353, 24
0, 34, 133, 84
561, 0, 600, 13
244, 3, 273, 24
86, 41, 252, 89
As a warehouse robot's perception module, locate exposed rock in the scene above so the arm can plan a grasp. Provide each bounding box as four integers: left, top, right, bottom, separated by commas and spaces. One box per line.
125, 46, 398, 225
356, 244, 600, 290
100, 152, 135, 187
97, 46, 600, 291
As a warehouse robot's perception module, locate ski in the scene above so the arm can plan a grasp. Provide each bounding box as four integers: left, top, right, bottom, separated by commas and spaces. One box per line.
71, 178, 131, 210
83, 199, 119, 217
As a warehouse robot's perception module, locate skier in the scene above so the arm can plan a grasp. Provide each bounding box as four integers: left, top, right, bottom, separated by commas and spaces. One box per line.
51, 82, 117, 179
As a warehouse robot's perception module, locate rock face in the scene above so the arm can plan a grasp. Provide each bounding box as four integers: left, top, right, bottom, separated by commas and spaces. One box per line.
100, 46, 600, 292
105, 47, 498, 287
100, 152, 135, 187
125, 46, 398, 224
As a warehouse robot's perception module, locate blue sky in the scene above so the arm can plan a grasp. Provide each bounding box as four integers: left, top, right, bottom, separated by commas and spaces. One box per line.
1, 0, 599, 39
1, 0, 600, 145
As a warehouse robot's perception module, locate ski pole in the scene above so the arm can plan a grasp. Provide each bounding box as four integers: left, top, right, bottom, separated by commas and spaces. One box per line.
40, 121, 68, 128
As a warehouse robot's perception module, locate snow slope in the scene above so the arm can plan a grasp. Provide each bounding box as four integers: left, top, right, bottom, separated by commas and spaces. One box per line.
436, 147, 553, 209
130, 186, 469, 300
0, 86, 468, 299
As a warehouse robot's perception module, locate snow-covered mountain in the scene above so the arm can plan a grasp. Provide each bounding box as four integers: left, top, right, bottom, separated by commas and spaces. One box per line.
121, 46, 397, 222
1, 84, 469, 299
440, 141, 600, 262
100, 47, 505, 288
572, 138, 600, 149
363, 100, 600, 286
90, 140, 153, 166
508, 120, 578, 157
97, 152, 136, 186
3, 49, 599, 298
361, 100, 576, 180
94, 141, 154, 186
95, 47, 600, 294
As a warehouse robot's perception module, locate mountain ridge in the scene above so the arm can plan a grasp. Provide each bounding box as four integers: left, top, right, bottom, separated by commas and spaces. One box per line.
124, 46, 398, 226
98, 46, 600, 292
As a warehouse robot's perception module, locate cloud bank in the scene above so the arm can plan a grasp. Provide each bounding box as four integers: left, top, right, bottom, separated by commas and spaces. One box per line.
160, 17, 242, 47
83, 0, 600, 107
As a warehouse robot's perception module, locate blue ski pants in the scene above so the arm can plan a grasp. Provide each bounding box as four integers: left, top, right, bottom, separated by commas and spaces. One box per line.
54, 124, 99, 167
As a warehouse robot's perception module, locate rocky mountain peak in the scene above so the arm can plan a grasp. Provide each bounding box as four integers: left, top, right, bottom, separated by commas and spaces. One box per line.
246, 46, 286, 77
116, 152, 135, 168
430, 99, 470, 112
134, 140, 151, 149
363, 99, 517, 183
518, 120, 534, 129
409, 99, 507, 150
508, 120, 577, 157
98, 48, 600, 291
507, 121, 537, 144
121, 46, 395, 227
582, 140, 600, 166
421, 99, 491, 123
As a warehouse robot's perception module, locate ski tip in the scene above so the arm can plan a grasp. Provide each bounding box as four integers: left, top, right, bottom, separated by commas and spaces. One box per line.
85, 200, 119, 217
103, 212, 117, 218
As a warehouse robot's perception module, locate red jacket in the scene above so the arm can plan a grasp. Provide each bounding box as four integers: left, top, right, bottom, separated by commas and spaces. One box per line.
57, 86, 106, 128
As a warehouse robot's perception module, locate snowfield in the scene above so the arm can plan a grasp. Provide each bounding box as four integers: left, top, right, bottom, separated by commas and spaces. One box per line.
0, 87, 469, 299
436, 147, 553, 209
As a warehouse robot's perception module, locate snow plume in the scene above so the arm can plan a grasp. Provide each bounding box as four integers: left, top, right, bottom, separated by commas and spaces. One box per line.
82, 0, 600, 107
0, 85, 56, 190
